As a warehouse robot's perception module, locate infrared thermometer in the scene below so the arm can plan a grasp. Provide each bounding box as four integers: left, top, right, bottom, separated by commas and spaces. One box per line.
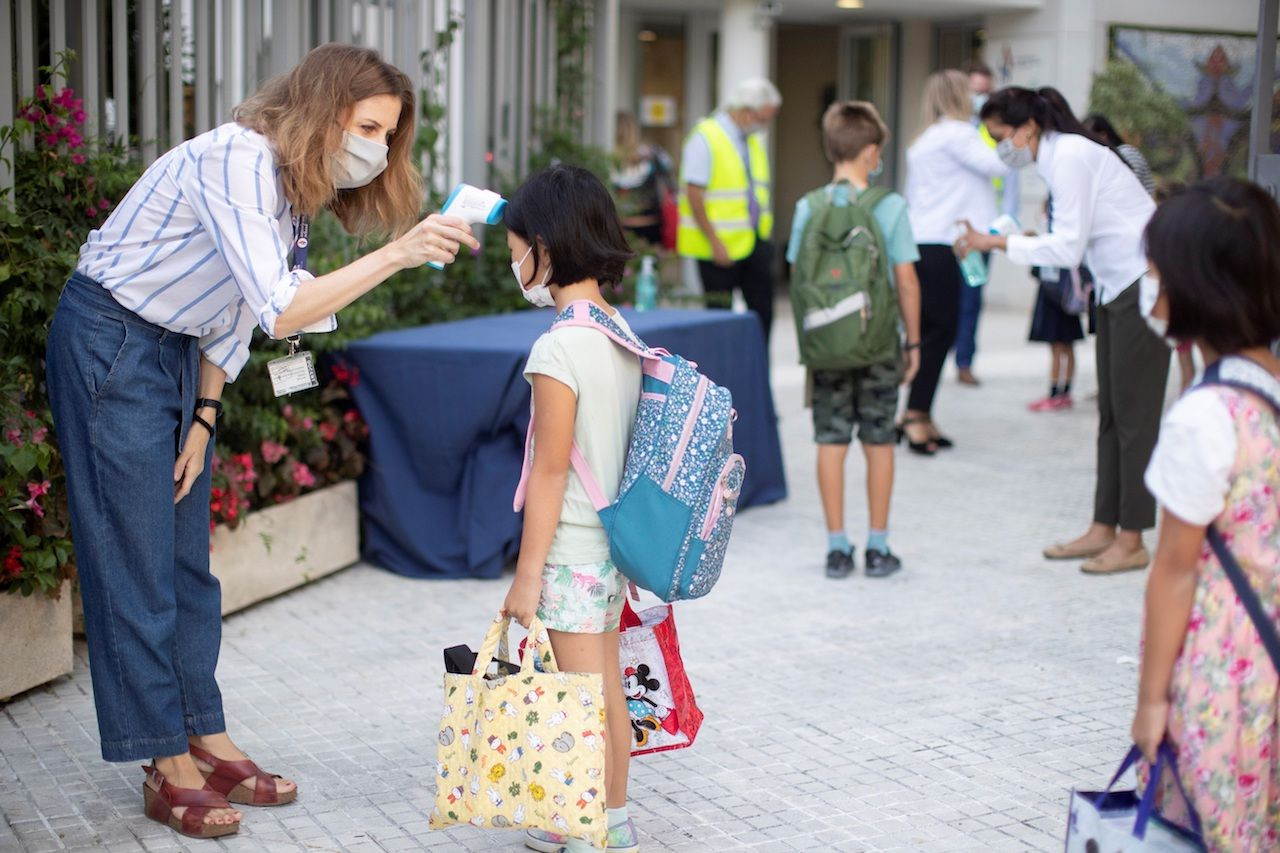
428, 183, 507, 270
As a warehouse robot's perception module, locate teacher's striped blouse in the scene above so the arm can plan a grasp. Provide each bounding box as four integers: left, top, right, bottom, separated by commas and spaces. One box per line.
76, 122, 336, 381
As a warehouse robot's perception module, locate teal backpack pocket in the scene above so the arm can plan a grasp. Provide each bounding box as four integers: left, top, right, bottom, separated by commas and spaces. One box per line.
601, 477, 692, 597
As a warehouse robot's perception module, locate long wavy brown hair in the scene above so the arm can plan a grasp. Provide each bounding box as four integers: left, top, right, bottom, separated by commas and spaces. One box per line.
233, 43, 421, 237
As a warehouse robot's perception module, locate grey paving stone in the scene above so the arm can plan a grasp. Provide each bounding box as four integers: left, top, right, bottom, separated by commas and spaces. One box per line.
0, 304, 1162, 851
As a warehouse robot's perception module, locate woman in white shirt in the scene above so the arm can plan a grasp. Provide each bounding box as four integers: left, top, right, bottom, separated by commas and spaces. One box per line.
44, 44, 477, 839
960, 86, 1165, 575
902, 70, 1008, 454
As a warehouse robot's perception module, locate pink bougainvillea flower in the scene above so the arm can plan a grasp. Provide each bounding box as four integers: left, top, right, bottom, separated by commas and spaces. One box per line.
73, 109, 87, 123
98, 197, 110, 209
6, 428, 21, 445
32, 426, 48, 443
71, 153, 86, 165
260, 440, 288, 464
25, 497, 45, 518
282, 404, 294, 418
42, 133, 58, 147
302, 417, 314, 430
291, 462, 316, 488
27, 480, 51, 499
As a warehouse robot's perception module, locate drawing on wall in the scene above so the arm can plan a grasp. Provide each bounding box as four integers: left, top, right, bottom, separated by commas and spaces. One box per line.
1107, 26, 1280, 181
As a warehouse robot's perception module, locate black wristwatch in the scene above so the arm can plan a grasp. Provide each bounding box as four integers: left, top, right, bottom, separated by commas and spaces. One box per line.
195, 398, 223, 417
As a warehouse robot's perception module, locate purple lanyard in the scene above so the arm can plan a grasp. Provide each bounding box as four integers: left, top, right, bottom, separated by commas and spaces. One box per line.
291, 215, 310, 272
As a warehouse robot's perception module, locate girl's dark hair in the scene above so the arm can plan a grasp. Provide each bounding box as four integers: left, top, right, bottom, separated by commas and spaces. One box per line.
1145, 177, 1280, 354
979, 86, 1092, 138
1082, 113, 1124, 148
505, 164, 634, 288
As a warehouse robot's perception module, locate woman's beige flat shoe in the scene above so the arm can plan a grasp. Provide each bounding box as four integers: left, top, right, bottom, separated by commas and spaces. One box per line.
1043, 541, 1111, 560
1080, 548, 1150, 575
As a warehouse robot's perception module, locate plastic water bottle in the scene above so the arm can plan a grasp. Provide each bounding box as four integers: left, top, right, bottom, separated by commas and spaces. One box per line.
959, 248, 987, 287
635, 255, 658, 311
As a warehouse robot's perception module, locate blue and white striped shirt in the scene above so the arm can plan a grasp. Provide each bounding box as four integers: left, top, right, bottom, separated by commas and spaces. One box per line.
76, 123, 336, 381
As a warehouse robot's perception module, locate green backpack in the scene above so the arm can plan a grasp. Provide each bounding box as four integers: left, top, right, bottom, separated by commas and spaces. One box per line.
790, 183, 900, 369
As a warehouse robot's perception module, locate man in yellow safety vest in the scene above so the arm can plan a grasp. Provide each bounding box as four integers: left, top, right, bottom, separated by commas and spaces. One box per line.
678, 78, 782, 345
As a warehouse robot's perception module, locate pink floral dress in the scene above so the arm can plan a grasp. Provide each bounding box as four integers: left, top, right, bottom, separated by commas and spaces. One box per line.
1153, 387, 1280, 851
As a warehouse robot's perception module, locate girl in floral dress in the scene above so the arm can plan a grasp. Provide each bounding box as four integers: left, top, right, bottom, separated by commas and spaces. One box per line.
1131, 177, 1280, 851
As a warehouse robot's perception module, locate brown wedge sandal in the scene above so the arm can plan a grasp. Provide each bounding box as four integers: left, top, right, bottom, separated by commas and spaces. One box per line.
189, 744, 297, 806
141, 765, 240, 839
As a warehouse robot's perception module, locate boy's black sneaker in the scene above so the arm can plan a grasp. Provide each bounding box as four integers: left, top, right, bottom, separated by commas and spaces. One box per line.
825, 549, 855, 579
864, 548, 902, 578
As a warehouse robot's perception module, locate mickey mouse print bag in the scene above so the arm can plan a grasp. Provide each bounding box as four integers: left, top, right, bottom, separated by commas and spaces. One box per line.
430, 615, 608, 848
618, 598, 704, 757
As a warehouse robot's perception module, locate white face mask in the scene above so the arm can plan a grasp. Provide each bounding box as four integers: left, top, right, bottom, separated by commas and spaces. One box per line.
334, 131, 389, 190
511, 245, 555, 308
996, 133, 1034, 169
1139, 273, 1171, 341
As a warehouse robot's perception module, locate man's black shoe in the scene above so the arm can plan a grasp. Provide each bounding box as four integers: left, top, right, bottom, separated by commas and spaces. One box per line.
864, 548, 902, 578
825, 549, 855, 579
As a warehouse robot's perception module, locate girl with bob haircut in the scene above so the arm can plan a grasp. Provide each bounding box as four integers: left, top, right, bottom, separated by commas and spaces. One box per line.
961, 86, 1163, 576
500, 165, 643, 853
45, 43, 478, 839
1131, 177, 1280, 851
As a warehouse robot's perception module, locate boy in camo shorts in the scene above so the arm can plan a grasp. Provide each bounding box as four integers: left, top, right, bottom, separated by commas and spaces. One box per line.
786, 102, 923, 579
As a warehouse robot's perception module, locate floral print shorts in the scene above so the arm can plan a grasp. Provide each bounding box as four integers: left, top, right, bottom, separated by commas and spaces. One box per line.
536, 559, 625, 634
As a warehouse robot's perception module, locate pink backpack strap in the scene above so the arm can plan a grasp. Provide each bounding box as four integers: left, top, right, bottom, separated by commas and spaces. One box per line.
513, 412, 610, 513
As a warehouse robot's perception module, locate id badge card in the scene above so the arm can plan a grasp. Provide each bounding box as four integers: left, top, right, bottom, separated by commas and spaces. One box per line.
267, 349, 318, 396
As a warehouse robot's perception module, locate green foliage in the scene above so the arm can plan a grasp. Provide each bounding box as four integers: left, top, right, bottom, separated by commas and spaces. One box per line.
1088, 59, 1198, 182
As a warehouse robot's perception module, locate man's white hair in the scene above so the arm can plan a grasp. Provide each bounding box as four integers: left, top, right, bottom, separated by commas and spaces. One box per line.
724, 78, 782, 111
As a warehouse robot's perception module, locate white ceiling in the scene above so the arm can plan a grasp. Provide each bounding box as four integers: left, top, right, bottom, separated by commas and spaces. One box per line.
623, 0, 1043, 22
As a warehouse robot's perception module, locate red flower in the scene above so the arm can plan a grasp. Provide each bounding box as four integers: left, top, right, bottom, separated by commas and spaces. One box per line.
4, 546, 22, 577
98, 198, 111, 210
319, 422, 337, 442
332, 364, 351, 384
343, 409, 360, 424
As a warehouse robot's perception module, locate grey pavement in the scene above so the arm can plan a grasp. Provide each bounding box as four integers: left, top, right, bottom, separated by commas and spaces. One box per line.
1, 301, 1160, 851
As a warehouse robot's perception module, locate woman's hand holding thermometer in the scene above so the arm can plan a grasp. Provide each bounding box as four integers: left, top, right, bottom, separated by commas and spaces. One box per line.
425, 184, 508, 270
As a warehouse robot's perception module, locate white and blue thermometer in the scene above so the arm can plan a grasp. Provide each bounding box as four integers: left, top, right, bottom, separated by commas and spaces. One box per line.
428, 183, 507, 270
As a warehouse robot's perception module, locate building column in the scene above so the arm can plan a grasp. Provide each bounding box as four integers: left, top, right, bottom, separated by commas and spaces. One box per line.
717, 0, 773, 108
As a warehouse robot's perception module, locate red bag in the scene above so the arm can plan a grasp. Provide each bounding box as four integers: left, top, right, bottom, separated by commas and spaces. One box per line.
619, 598, 702, 756
659, 188, 678, 252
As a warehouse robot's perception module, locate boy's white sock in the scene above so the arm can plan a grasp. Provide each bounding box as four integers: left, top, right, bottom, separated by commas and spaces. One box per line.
607, 805, 629, 827
563, 837, 600, 852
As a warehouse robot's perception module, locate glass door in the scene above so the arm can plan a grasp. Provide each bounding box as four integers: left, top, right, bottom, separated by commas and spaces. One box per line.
838, 24, 899, 188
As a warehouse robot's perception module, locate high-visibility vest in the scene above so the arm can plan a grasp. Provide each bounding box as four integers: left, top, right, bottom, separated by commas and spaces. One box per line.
979, 122, 1007, 199
677, 117, 773, 261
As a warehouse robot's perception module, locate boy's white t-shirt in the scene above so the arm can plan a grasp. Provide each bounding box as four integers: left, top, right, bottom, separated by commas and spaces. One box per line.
523, 310, 641, 565
1144, 388, 1237, 526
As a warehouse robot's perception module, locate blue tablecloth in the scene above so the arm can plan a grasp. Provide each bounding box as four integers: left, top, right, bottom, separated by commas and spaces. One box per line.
345, 307, 786, 579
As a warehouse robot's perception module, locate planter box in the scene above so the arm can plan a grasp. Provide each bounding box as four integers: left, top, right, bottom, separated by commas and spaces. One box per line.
211, 480, 360, 615
0, 580, 73, 701
72, 481, 360, 633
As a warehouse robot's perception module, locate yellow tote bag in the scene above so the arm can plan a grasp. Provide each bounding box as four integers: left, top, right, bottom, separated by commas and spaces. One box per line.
429, 615, 608, 848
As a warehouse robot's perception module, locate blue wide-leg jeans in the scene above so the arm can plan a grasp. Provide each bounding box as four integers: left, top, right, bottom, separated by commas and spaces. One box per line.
46, 272, 224, 762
